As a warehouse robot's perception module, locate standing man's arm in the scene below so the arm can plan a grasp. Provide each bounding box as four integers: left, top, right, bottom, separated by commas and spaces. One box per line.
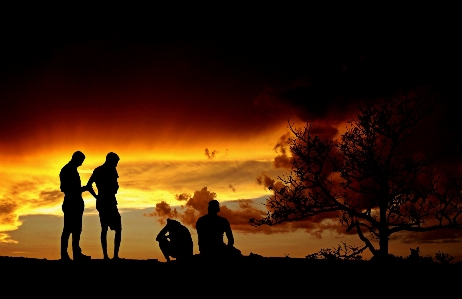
60, 168, 87, 194
86, 172, 98, 200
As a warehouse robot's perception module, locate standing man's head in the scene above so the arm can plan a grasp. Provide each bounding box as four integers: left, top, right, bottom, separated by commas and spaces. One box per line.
105, 152, 120, 167
71, 151, 85, 167
208, 200, 220, 214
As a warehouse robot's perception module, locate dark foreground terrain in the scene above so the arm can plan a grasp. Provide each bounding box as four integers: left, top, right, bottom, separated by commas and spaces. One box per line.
1, 255, 459, 296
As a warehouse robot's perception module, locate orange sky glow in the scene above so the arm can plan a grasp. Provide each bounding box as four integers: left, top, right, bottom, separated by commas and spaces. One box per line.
1, 21, 461, 262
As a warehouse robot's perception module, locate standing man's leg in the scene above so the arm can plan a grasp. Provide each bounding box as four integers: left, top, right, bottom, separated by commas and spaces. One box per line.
112, 208, 122, 260
101, 225, 109, 260
114, 228, 121, 259
71, 230, 82, 257
99, 209, 110, 260
71, 209, 83, 258
61, 228, 71, 260
61, 206, 71, 260
72, 209, 90, 260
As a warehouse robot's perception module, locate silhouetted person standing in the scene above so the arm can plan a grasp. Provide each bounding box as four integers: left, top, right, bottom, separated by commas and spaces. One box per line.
195, 199, 241, 259
156, 218, 193, 262
87, 152, 122, 260
60, 151, 91, 261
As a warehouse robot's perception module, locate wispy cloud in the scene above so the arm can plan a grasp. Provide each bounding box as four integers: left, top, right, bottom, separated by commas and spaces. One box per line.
0, 178, 64, 242
0, 232, 18, 244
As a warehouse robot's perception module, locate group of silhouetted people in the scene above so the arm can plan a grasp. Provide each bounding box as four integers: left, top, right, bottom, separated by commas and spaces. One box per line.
60, 151, 241, 262
60, 151, 121, 261
156, 199, 242, 262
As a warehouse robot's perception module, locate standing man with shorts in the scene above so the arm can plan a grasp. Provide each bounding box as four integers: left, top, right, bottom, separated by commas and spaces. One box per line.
87, 152, 122, 260
60, 151, 91, 261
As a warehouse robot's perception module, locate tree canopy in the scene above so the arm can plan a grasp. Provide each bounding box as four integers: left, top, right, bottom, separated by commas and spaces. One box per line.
250, 90, 462, 259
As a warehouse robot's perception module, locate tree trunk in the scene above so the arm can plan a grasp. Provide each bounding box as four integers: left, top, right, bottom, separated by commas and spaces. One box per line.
379, 230, 389, 259
378, 205, 389, 260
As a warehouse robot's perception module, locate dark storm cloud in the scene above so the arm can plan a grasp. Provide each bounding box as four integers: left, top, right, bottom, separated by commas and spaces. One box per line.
254, 37, 462, 194
2, 19, 458, 156
0, 28, 310, 151
254, 80, 356, 125
251, 22, 459, 138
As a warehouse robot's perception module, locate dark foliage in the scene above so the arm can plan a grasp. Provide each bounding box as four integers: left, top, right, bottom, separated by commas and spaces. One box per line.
251, 89, 462, 259
305, 242, 365, 261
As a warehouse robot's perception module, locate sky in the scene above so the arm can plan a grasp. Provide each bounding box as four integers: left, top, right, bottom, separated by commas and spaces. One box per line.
1, 14, 461, 261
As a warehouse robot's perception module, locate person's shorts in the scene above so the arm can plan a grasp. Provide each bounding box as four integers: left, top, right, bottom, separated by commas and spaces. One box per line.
99, 206, 122, 231
63, 209, 83, 233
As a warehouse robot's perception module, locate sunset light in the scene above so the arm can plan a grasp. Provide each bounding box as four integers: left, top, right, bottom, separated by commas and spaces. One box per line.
1, 20, 460, 264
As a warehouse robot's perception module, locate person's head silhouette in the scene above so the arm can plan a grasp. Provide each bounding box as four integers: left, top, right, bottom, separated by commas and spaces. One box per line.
71, 151, 85, 166
208, 200, 220, 214
105, 152, 120, 167
166, 218, 181, 227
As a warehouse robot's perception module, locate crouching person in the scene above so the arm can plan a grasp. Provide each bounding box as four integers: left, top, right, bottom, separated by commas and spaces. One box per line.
156, 218, 193, 262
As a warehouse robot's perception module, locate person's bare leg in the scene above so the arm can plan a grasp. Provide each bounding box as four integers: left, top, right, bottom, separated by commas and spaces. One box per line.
72, 231, 82, 256
101, 226, 109, 260
113, 228, 121, 259
61, 230, 71, 260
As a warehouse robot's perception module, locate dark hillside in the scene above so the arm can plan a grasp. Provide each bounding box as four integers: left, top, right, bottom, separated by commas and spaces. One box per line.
1, 255, 458, 296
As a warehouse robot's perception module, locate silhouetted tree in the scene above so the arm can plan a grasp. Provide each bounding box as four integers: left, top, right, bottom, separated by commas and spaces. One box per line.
250, 90, 462, 260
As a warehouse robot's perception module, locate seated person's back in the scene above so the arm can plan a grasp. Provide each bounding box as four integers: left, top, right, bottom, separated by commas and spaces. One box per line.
157, 218, 193, 262
196, 200, 241, 258
196, 213, 230, 254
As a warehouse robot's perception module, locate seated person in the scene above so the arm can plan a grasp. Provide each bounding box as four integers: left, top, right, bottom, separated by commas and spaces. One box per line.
195, 200, 242, 259
156, 218, 193, 262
